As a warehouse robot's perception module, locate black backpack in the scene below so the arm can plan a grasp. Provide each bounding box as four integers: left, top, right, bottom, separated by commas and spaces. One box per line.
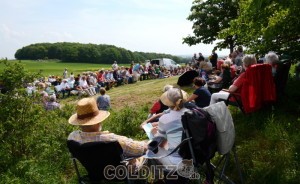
179, 102, 217, 165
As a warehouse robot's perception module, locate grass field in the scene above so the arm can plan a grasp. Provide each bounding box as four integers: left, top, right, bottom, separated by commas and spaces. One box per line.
1, 59, 299, 183
0, 60, 129, 76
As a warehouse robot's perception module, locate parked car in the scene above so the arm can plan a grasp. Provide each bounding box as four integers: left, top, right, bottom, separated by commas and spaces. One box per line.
147, 58, 181, 70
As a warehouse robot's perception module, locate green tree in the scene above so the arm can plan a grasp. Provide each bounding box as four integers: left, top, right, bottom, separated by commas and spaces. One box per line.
101, 47, 122, 63
183, 0, 239, 52
220, 0, 300, 59
0, 60, 41, 91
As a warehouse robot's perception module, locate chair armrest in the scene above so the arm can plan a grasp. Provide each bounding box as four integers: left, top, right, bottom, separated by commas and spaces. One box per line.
221, 89, 230, 92
221, 89, 241, 97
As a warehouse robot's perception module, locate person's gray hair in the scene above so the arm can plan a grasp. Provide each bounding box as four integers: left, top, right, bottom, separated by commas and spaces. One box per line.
49, 95, 56, 102
243, 55, 257, 68
265, 52, 279, 65
162, 84, 173, 92
166, 88, 187, 110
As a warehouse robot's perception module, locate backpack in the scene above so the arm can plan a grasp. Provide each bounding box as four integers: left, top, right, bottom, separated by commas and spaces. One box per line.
179, 102, 217, 165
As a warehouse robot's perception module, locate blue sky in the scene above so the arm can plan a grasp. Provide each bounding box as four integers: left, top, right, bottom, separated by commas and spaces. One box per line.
0, 0, 229, 59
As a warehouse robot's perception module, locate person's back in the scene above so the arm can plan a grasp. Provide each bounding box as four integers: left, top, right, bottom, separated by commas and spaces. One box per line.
45, 95, 60, 110
194, 86, 211, 108
97, 87, 110, 110
68, 98, 147, 158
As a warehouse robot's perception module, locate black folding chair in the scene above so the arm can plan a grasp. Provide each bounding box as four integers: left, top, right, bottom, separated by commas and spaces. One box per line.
67, 140, 134, 184
180, 102, 244, 184
274, 60, 291, 99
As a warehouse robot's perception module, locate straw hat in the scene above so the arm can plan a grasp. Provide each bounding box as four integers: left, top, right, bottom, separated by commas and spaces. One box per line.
68, 98, 110, 126
160, 88, 188, 108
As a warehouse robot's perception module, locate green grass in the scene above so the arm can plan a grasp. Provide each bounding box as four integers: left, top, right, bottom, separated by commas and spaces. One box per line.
0, 60, 130, 76
1, 60, 299, 183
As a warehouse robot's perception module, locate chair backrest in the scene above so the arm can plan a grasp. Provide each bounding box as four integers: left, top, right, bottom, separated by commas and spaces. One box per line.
222, 67, 232, 89
179, 103, 217, 166
274, 61, 291, 97
67, 140, 124, 182
239, 64, 276, 113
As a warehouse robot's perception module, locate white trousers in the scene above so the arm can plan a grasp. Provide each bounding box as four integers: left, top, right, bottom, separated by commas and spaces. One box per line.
210, 91, 230, 105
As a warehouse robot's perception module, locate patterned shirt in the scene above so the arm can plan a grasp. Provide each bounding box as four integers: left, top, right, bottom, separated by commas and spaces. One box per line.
45, 101, 60, 110
68, 130, 146, 157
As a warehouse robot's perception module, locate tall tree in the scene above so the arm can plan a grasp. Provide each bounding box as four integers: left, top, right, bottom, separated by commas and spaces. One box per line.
220, 0, 300, 60
183, 0, 239, 53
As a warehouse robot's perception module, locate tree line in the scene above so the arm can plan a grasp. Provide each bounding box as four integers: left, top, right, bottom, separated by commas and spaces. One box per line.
14, 42, 181, 64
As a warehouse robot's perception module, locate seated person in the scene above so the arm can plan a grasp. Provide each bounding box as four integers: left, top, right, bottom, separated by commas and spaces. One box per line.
26, 83, 36, 96
208, 63, 232, 89
210, 55, 257, 105
187, 77, 211, 108
60, 79, 72, 98
67, 97, 147, 158
79, 76, 96, 96
264, 51, 279, 77
96, 87, 111, 111
44, 95, 60, 111
149, 88, 188, 168
148, 84, 173, 118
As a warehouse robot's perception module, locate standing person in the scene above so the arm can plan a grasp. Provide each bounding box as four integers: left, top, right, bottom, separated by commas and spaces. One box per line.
190, 53, 198, 67
63, 68, 68, 79
67, 98, 147, 158
132, 62, 141, 82
96, 87, 111, 111
112, 61, 118, 70
210, 50, 218, 69
187, 77, 211, 108
198, 52, 205, 62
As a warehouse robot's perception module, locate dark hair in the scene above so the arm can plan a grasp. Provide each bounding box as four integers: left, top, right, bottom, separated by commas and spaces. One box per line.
193, 77, 206, 87
100, 87, 106, 95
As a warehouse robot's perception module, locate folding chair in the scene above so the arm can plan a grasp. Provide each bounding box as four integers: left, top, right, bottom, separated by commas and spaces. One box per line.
274, 60, 291, 98
67, 140, 133, 184
204, 101, 244, 184
179, 102, 244, 184
221, 64, 276, 114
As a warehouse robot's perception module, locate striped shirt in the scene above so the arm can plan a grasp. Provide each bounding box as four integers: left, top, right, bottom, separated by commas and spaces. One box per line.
157, 108, 188, 150
68, 130, 146, 157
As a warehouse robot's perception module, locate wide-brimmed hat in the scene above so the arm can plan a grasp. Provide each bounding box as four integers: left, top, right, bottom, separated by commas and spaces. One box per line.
160, 88, 188, 108
68, 98, 110, 126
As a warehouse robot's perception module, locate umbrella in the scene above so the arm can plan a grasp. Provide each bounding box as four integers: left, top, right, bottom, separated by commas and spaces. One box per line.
177, 70, 199, 86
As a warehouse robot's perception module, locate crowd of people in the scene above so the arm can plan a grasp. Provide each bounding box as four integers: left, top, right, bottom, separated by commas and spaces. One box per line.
62, 47, 289, 183
24, 60, 213, 111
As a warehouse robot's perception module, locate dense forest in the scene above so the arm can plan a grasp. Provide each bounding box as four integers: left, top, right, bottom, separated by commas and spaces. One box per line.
14, 42, 182, 64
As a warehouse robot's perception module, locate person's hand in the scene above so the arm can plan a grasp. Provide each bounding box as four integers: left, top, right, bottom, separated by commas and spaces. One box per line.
140, 121, 148, 129
151, 126, 158, 135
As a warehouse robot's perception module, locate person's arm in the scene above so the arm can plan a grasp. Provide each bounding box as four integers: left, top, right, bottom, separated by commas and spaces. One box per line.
113, 134, 147, 156
211, 76, 222, 83
228, 85, 238, 93
187, 94, 198, 102
140, 112, 164, 129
